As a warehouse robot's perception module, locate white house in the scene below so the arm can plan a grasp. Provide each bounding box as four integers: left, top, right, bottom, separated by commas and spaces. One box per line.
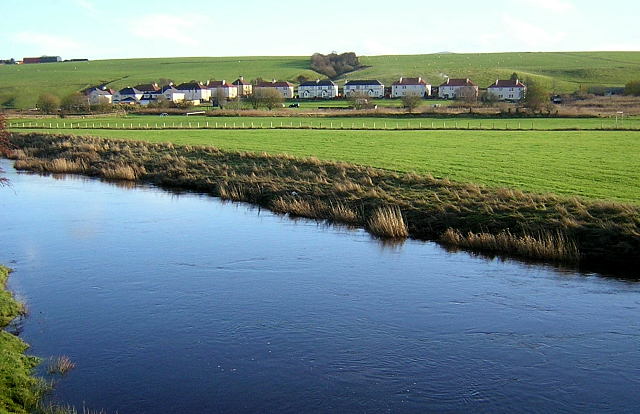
487, 79, 526, 101
391, 77, 431, 98
438, 78, 479, 100
343, 80, 384, 98
175, 82, 212, 104
298, 79, 338, 99
160, 86, 186, 103
254, 80, 294, 99
88, 88, 114, 105
232, 76, 252, 97
113, 87, 143, 104
208, 80, 238, 100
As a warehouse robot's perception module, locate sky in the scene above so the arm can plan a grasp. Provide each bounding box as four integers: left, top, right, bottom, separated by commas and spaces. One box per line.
1, 0, 639, 61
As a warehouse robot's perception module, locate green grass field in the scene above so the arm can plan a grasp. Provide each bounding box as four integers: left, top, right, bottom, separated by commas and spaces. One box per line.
12, 125, 639, 203
9, 114, 640, 130
2, 51, 640, 109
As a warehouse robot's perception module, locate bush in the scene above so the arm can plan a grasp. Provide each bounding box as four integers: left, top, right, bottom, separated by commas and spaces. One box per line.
36, 93, 60, 114
624, 80, 640, 96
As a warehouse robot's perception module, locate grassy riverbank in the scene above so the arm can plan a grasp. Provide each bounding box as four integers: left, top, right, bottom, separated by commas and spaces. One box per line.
0, 265, 42, 414
7, 133, 639, 275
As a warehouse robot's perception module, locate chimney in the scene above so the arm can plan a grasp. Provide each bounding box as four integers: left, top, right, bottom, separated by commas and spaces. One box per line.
316, 79, 320, 83
239, 76, 243, 81
399, 77, 403, 83
272, 79, 276, 83
496, 79, 499, 85
205, 80, 210, 86
418, 77, 422, 83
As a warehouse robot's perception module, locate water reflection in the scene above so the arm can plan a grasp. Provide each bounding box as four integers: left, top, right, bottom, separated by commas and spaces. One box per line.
1, 159, 639, 414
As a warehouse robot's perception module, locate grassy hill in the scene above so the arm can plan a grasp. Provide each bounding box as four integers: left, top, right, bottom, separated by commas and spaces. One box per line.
1, 52, 639, 109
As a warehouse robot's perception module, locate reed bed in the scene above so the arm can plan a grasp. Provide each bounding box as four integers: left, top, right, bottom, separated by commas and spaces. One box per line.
440, 228, 580, 263
7, 132, 640, 272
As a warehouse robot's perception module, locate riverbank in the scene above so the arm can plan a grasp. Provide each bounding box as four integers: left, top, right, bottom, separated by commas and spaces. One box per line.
7, 132, 640, 276
0, 264, 42, 414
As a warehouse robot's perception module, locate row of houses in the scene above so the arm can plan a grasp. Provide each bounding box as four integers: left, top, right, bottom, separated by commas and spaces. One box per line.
87, 76, 527, 106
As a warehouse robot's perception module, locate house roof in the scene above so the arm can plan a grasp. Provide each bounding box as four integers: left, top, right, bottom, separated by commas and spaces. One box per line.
487, 79, 526, 88
134, 83, 160, 92
162, 87, 183, 94
232, 78, 251, 85
392, 77, 429, 86
299, 79, 337, 87
440, 78, 477, 87
118, 87, 142, 95
175, 82, 209, 90
256, 81, 293, 88
91, 89, 114, 96
344, 80, 384, 86
208, 80, 236, 88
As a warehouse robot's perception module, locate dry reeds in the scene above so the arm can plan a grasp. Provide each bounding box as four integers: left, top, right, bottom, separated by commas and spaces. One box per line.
367, 205, 408, 238
48, 356, 76, 376
440, 228, 579, 262
100, 165, 137, 181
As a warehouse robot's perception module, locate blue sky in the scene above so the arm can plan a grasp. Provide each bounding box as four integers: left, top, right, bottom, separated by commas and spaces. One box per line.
1, 0, 639, 60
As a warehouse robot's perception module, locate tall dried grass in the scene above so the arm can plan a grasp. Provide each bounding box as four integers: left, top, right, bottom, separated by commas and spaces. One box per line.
367, 205, 408, 238
440, 228, 579, 262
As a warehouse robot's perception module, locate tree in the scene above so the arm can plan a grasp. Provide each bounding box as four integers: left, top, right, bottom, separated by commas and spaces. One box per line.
510, 72, 519, 81
61, 92, 89, 114
310, 52, 361, 79
36, 93, 61, 114
522, 80, 550, 111
0, 114, 11, 187
401, 94, 423, 113
624, 80, 640, 96
349, 91, 375, 110
249, 88, 284, 110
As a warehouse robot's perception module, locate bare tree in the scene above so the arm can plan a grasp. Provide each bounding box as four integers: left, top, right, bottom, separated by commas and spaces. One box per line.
401, 94, 423, 113
249, 88, 284, 110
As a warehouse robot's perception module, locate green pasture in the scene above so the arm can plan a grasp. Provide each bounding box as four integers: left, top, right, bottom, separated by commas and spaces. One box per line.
9, 114, 640, 131
2, 51, 640, 109
11, 125, 640, 203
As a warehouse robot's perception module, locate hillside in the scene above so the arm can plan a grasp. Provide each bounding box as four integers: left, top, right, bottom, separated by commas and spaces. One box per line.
1, 52, 640, 109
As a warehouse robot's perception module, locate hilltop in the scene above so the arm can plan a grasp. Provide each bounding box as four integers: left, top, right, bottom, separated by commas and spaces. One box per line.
1, 51, 640, 109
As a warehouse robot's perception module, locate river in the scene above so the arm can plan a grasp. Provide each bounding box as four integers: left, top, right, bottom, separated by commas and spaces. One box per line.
1, 159, 639, 413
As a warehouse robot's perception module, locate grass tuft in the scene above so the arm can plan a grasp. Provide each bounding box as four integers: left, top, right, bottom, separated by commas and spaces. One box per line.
367, 205, 408, 238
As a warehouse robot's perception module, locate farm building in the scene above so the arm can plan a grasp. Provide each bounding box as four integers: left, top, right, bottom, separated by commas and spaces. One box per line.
232, 76, 253, 97
391, 77, 431, 98
23, 56, 62, 64
343, 80, 385, 98
254, 80, 295, 99
487, 79, 526, 101
438, 78, 478, 100
298, 79, 339, 99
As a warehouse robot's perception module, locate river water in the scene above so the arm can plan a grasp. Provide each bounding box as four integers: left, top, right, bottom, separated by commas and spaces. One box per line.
1, 159, 639, 414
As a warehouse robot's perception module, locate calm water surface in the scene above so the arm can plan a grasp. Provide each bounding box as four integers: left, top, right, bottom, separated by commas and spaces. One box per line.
1, 159, 639, 414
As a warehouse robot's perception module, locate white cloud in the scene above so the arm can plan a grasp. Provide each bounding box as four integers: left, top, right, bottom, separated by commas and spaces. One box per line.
75, 0, 98, 15
502, 14, 566, 49
519, 0, 575, 12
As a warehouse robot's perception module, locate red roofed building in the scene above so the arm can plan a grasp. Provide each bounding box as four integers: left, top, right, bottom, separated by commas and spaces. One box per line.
487, 79, 527, 101
438, 78, 478, 100
391, 77, 431, 98
208, 80, 238, 99
232, 76, 253, 97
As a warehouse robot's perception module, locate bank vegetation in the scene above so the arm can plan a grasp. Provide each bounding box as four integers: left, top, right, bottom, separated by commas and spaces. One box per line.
6, 133, 640, 276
